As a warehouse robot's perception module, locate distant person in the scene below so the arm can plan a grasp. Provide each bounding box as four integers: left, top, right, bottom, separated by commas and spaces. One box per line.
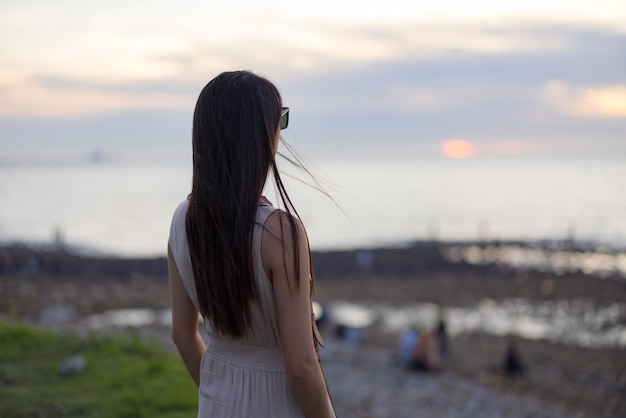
168, 71, 335, 417
412, 330, 442, 371
398, 327, 442, 372
398, 327, 419, 368
503, 340, 525, 378
435, 302, 449, 357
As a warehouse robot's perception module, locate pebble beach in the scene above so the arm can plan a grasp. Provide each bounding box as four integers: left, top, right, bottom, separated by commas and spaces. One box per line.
321, 338, 577, 418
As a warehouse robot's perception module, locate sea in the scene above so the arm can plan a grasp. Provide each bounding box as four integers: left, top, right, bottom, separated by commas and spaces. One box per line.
1, 151, 625, 258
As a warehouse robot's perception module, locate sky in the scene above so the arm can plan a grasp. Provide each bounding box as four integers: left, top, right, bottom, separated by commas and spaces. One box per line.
1, 0, 625, 160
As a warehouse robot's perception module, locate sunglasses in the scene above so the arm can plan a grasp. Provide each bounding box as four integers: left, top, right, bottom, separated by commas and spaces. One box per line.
280, 107, 289, 130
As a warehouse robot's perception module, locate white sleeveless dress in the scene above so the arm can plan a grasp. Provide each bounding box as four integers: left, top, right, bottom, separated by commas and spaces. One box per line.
168, 198, 307, 417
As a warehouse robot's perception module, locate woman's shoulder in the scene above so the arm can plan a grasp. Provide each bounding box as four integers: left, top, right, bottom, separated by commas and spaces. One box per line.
262, 209, 308, 265
261, 209, 309, 285
263, 208, 306, 241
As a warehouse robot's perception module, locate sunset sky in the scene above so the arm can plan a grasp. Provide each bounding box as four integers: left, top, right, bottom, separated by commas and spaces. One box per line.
1, 0, 625, 159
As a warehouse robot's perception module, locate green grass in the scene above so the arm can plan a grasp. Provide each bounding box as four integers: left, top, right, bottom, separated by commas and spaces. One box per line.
0, 322, 198, 418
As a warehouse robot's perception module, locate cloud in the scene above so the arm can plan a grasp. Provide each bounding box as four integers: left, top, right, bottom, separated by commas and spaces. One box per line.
544, 80, 626, 118
284, 0, 626, 24
1, 23, 625, 157
0, 18, 611, 119
0, 76, 195, 118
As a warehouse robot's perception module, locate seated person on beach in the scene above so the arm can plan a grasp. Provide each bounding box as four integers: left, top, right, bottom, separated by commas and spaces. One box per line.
398, 327, 442, 372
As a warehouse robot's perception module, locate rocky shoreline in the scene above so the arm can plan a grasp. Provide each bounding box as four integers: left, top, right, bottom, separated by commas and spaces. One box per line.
1, 243, 625, 417
3, 238, 623, 281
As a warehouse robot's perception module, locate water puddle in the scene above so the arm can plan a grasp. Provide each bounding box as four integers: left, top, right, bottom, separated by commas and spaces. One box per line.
71, 298, 626, 349
327, 299, 626, 348
84, 308, 171, 329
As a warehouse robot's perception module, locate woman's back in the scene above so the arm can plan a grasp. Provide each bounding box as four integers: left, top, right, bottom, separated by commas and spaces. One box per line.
169, 198, 307, 416
170, 198, 283, 345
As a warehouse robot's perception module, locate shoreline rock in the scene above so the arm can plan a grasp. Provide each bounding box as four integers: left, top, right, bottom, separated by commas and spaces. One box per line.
2, 240, 624, 281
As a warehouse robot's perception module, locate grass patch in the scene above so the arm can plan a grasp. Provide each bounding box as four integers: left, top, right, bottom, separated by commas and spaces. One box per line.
0, 322, 197, 418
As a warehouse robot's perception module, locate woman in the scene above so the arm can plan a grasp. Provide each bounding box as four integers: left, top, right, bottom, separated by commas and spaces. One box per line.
168, 70, 335, 417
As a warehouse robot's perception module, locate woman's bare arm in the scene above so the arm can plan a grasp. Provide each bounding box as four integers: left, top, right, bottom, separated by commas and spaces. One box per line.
168, 244, 206, 386
263, 211, 334, 418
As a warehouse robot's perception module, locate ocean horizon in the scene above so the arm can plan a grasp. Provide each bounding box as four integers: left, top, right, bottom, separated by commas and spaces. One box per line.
1, 151, 625, 257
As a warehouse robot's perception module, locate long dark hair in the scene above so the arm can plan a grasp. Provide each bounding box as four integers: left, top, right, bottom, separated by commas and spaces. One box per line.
186, 70, 306, 338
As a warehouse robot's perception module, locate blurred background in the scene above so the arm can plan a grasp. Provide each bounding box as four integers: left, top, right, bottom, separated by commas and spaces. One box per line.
1, 1, 625, 417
